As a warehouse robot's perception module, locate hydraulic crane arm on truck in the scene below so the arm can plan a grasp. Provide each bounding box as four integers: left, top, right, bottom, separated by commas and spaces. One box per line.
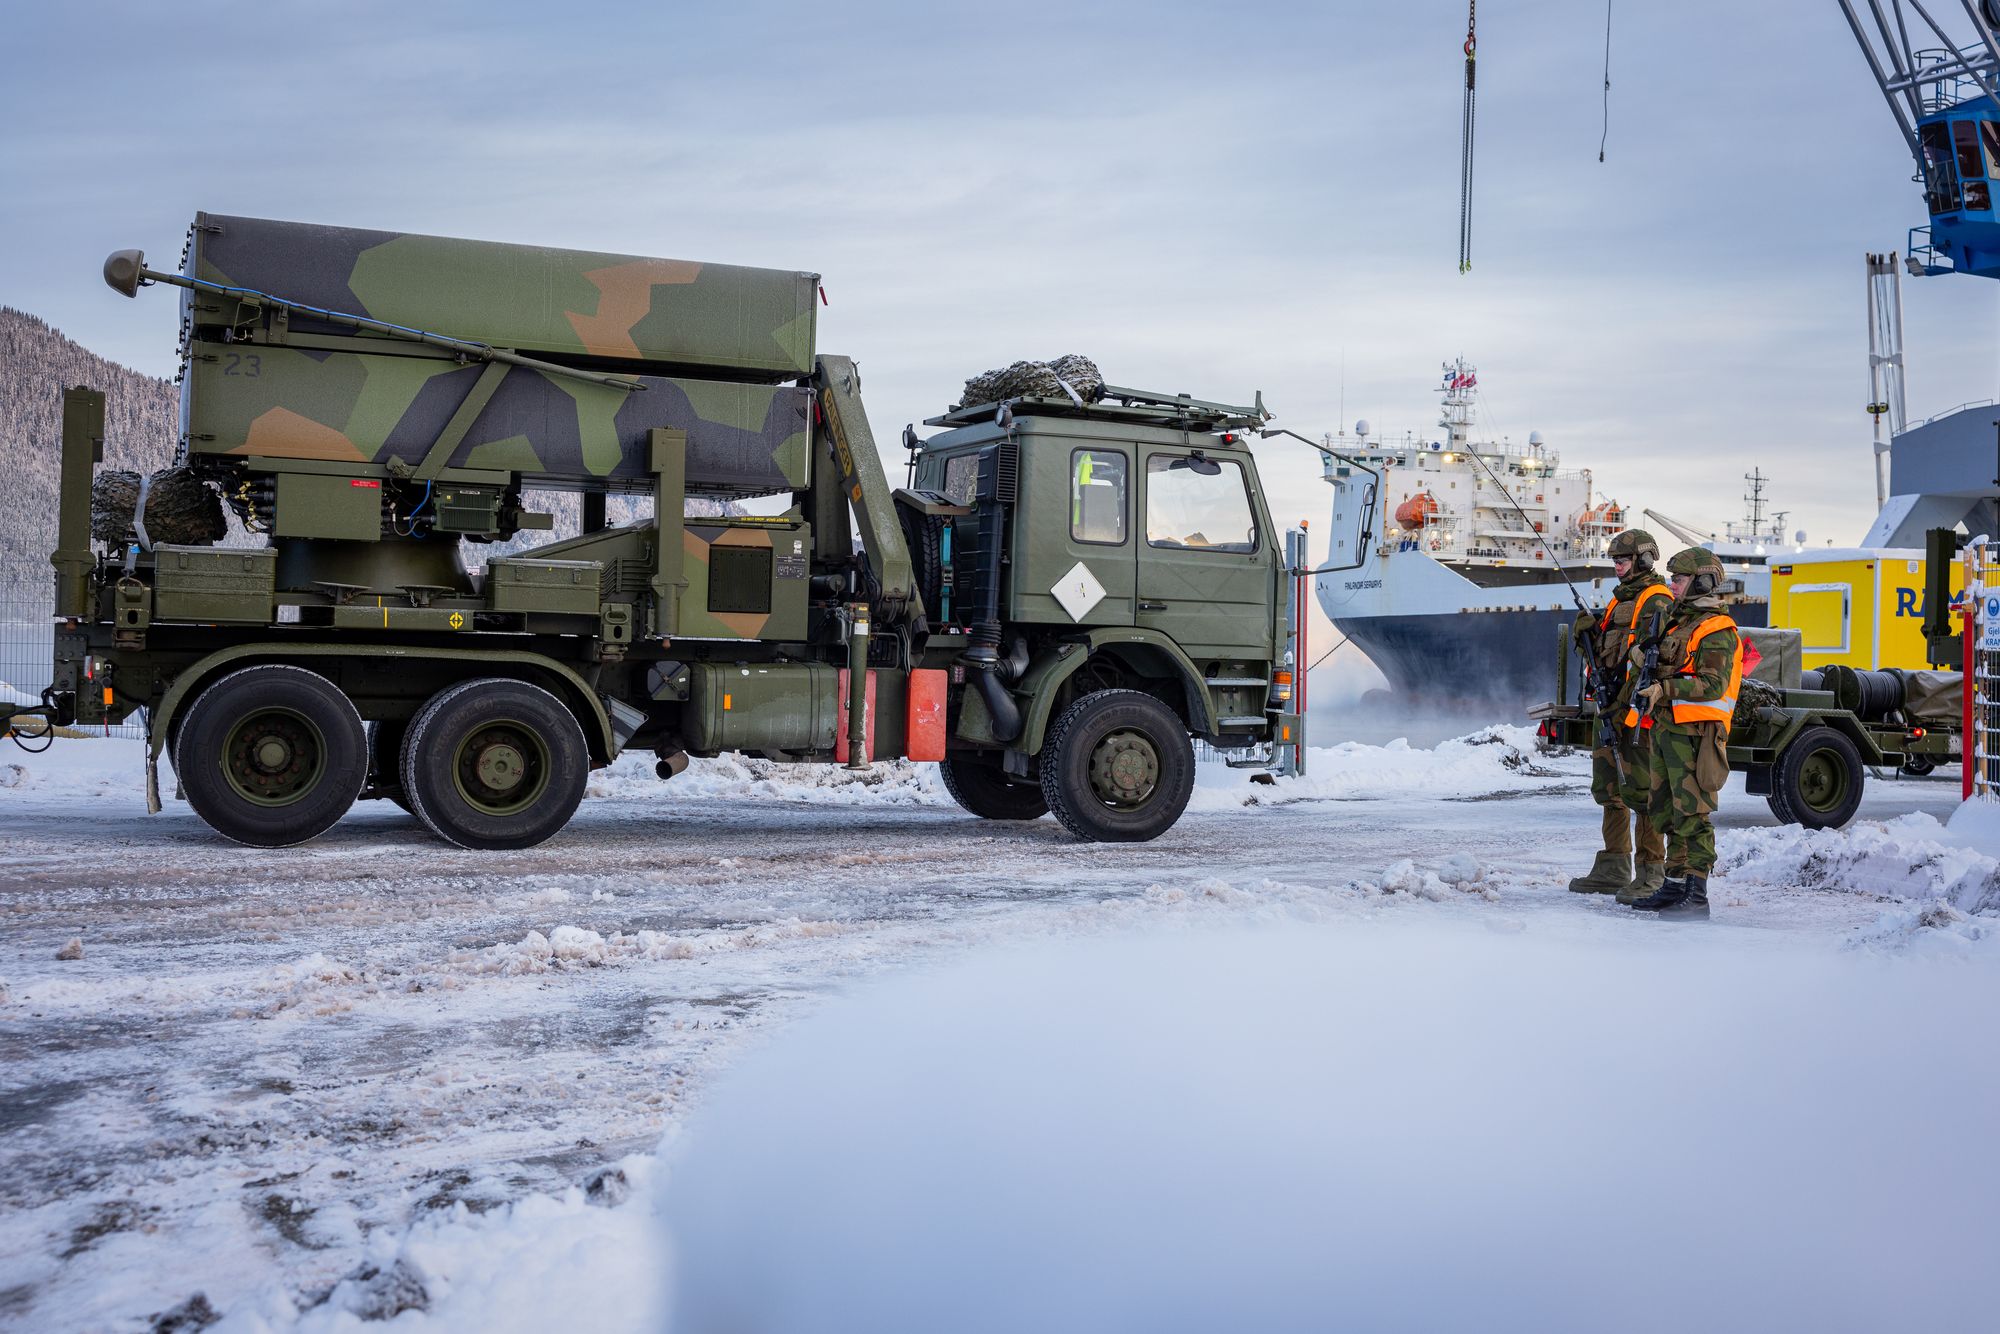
33, 213, 1302, 850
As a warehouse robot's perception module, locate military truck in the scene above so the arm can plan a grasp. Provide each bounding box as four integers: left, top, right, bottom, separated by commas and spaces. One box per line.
30, 214, 1300, 849
1529, 627, 1960, 830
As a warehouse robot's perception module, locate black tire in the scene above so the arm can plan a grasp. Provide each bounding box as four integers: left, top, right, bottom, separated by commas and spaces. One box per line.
176, 664, 367, 847
1899, 756, 1937, 777
401, 678, 588, 850
365, 720, 414, 811
938, 752, 1049, 820
1039, 689, 1196, 843
1772, 726, 1865, 830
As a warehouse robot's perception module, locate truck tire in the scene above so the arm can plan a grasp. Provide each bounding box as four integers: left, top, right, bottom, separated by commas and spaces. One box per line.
938, 753, 1049, 821
176, 664, 368, 847
1039, 689, 1195, 843
401, 678, 588, 850
1771, 725, 1865, 830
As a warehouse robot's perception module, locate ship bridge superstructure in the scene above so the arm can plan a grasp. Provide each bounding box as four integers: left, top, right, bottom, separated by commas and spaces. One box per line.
1322, 360, 1618, 583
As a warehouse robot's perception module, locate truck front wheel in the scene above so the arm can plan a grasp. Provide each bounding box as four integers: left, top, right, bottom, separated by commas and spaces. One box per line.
401, 678, 588, 850
176, 664, 368, 847
1040, 689, 1195, 842
938, 753, 1049, 821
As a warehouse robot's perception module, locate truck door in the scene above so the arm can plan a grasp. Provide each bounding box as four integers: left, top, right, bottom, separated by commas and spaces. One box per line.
1136, 447, 1273, 657
1010, 442, 1136, 628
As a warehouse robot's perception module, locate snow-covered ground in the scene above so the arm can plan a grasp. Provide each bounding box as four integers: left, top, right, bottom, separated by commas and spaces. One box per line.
0, 731, 1994, 1331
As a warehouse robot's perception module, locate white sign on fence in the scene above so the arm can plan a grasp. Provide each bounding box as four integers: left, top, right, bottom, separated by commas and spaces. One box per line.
1983, 593, 2000, 653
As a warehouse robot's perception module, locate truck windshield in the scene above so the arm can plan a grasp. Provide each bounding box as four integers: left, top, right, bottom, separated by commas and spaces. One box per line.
1146, 454, 1258, 553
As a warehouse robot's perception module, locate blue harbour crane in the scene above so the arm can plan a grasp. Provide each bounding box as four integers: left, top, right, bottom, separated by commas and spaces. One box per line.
1839, 0, 2000, 278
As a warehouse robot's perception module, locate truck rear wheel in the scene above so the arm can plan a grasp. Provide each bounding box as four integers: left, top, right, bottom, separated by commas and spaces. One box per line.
176, 664, 368, 847
1040, 689, 1195, 843
401, 678, 588, 850
1771, 725, 1865, 830
938, 753, 1049, 821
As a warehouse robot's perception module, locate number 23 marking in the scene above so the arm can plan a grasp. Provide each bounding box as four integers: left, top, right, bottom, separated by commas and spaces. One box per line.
221, 353, 262, 377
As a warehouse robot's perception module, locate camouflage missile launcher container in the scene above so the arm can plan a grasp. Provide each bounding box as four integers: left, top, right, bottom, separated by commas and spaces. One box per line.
39, 215, 1300, 853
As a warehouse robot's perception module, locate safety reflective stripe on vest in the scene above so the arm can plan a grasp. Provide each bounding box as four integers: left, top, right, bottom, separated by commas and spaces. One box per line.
1669, 614, 1743, 724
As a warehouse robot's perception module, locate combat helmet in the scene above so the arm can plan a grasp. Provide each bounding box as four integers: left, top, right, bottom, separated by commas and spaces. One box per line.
1666, 546, 1726, 598
1607, 528, 1660, 569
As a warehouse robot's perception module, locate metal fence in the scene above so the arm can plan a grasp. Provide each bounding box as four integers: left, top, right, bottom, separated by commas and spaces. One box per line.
1971, 541, 1998, 803
1, 578, 147, 740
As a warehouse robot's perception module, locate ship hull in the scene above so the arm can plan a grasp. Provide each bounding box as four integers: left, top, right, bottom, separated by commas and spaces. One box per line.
1331, 602, 1771, 712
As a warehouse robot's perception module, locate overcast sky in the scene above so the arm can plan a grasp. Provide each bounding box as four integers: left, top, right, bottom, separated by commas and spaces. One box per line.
4, 0, 1995, 549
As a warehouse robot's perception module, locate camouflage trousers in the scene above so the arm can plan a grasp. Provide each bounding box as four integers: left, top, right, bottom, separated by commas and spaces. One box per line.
1646, 719, 1730, 875
1589, 724, 1663, 862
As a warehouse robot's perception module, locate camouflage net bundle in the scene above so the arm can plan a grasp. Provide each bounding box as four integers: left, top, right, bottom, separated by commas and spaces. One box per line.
91, 467, 228, 546
959, 355, 1104, 408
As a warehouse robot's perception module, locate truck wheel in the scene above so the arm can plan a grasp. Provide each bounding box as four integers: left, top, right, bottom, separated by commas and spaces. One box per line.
1772, 726, 1865, 830
401, 678, 587, 850
176, 664, 368, 847
938, 753, 1049, 820
366, 720, 413, 811
1039, 689, 1195, 843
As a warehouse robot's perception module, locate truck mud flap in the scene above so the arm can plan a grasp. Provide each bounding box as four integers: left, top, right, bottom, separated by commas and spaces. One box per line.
1743, 765, 1774, 796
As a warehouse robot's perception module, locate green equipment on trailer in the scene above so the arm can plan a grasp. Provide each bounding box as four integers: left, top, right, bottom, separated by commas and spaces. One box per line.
1528, 627, 1961, 830
32, 214, 1301, 848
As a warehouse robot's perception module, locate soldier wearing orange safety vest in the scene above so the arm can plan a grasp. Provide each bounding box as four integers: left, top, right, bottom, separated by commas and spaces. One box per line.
1624, 548, 1743, 920
1566, 529, 1673, 901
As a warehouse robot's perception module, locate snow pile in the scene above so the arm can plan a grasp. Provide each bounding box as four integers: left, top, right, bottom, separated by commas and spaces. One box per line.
662, 923, 2000, 1333
588, 751, 950, 807
1721, 812, 2000, 928
450, 920, 852, 976
1376, 852, 1497, 902
1191, 724, 1580, 810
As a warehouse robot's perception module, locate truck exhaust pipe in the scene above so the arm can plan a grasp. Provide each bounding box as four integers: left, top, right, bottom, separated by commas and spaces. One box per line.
964, 625, 1024, 743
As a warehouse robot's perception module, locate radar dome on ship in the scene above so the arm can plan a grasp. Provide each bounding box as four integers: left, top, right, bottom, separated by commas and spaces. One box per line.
1528, 430, 1544, 446
1354, 419, 1370, 438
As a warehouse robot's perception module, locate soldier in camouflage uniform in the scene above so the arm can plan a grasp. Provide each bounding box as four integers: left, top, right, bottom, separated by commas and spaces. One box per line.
1567, 529, 1673, 900
1625, 548, 1744, 921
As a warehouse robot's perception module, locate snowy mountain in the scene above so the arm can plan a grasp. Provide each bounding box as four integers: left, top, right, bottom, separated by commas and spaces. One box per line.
0, 307, 179, 584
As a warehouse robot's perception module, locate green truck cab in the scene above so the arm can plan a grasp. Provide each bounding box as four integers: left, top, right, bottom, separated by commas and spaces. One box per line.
36, 214, 1299, 850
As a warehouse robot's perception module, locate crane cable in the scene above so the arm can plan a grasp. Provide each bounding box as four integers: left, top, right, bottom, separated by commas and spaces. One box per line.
1599, 0, 1613, 162
1459, 2, 1478, 274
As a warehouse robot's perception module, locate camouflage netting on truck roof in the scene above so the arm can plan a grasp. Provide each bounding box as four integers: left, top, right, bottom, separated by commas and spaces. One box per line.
91, 467, 228, 546
959, 355, 1103, 408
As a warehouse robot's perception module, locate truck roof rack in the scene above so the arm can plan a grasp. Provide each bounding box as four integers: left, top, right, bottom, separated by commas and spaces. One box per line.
926, 384, 1268, 433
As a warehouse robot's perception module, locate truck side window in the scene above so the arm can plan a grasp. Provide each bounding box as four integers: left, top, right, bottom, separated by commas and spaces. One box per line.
1070, 450, 1127, 544
1146, 454, 1258, 554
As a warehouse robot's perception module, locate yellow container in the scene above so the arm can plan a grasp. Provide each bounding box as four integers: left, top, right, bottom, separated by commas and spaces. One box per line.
1768, 548, 1963, 670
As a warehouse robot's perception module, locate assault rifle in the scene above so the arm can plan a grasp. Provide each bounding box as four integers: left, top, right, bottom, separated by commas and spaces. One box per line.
1458, 449, 1624, 781
1623, 605, 1672, 733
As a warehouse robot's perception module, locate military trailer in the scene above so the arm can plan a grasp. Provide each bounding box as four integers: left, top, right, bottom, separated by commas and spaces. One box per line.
1529, 627, 1960, 830
32, 214, 1299, 849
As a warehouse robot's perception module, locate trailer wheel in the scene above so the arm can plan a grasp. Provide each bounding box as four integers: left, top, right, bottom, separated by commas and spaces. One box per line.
1899, 756, 1937, 777
176, 664, 368, 847
401, 678, 587, 850
938, 753, 1049, 821
1040, 689, 1195, 843
1771, 725, 1865, 830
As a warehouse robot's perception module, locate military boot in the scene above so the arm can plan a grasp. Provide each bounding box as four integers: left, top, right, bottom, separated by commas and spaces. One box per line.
1659, 874, 1710, 921
1567, 851, 1632, 894
1629, 875, 1688, 912
1617, 862, 1666, 906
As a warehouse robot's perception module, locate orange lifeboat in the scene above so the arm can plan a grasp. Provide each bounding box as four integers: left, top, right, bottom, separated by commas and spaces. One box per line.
1395, 491, 1441, 529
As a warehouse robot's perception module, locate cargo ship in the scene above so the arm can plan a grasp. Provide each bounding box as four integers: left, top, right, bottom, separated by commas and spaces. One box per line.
1314, 361, 1775, 709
